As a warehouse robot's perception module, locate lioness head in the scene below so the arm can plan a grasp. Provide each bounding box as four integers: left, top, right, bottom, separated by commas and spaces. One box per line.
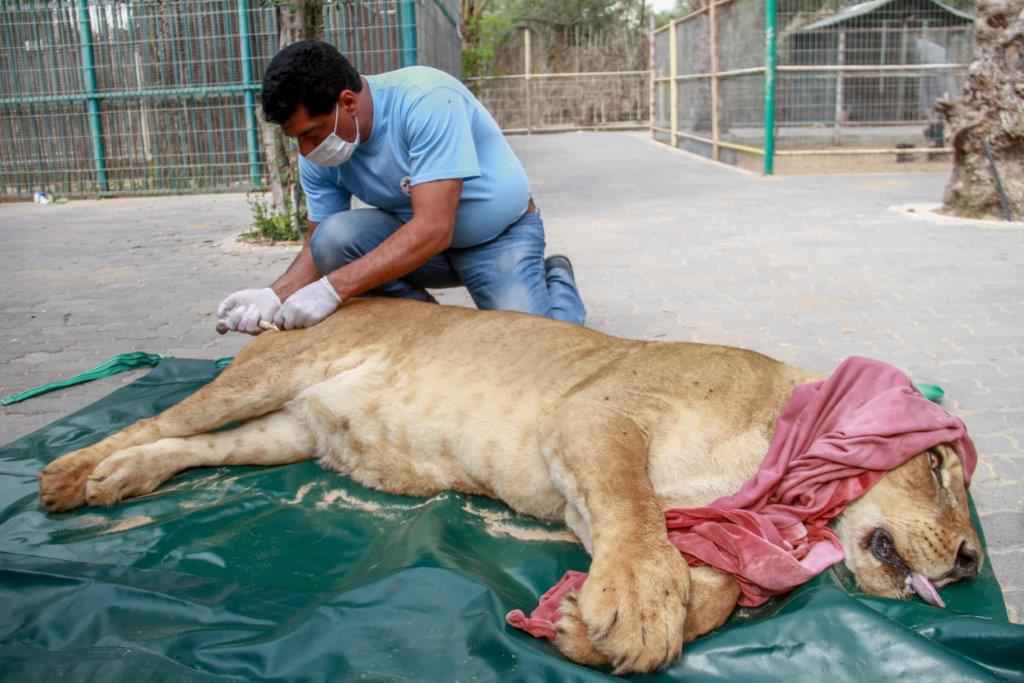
833, 443, 982, 604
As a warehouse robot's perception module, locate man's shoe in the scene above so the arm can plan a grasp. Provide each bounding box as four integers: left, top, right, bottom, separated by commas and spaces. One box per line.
544, 254, 576, 282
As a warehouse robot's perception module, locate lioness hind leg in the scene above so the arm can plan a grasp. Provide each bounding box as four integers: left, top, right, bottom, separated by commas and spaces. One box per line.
684, 566, 741, 643
546, 405, 689, 675
40, 352, 308, 512
85, 410, 314, 507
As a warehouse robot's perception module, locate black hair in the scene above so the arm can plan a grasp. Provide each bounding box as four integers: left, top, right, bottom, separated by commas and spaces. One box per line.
261, 40, 362, 125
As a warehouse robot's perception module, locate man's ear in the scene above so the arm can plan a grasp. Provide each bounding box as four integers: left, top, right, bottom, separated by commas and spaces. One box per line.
339, 89, 358, 114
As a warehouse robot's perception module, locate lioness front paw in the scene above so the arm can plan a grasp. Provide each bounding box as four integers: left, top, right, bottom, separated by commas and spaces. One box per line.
39, 448, 105, 512
553, 593, 612, 669
85, 448, 168, 506
579, 541, 690, 674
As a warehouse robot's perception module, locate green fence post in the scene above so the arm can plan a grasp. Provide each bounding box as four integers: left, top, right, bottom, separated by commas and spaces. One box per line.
75, 0, 109, 192
399, 0, 418, 67
237, 0, 260, 187
763, 0, 777, 176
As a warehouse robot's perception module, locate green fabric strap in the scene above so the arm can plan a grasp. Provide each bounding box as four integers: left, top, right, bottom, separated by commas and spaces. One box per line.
1, 352, 163, 406
916, 383, 945, 403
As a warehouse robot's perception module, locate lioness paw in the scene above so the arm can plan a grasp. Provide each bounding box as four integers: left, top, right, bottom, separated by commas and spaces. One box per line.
579, 541, 690, 674
39, 448, 105, 512
85, 448, 168, 506
553, 593, 612, 669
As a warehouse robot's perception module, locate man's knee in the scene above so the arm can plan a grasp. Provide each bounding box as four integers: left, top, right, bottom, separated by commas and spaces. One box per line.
484, 282, 547, 317
309, 212, 364, 274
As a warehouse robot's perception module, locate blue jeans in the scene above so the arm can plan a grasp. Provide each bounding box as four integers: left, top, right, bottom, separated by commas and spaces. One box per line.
309, 207, 586, 325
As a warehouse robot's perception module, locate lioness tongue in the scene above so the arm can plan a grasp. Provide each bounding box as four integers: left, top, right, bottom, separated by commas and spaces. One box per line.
907, 573, 946, 608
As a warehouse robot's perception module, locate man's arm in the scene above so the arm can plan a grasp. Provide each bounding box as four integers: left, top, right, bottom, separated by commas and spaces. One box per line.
271, 221, 321, 301
323, 179, 461, 300
270, 153, 352, 301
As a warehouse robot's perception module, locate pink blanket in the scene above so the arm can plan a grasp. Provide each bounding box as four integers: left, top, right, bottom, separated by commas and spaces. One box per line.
507, 356, 977, 639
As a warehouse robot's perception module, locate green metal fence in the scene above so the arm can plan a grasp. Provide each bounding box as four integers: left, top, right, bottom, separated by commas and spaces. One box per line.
652, 0, 974, 175
0, 0, 460, 199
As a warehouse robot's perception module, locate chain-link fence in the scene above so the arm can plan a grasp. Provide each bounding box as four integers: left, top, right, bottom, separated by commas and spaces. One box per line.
0, 0, 460, 199
652, 0, 974, 174
467, 71, 650, 133
465, 27, 650, 133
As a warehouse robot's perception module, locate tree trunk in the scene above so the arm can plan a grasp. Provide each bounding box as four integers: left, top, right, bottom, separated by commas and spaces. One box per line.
936, 0, 1024, 221
461, 0, 488, 50
260, 0, 324, 232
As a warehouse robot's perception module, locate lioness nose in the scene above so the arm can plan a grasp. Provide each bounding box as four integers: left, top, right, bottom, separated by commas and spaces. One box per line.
954, 541, 979, 578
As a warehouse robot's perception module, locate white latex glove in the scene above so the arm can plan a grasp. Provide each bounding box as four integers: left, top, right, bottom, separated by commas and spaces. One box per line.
216, 287, 282, 335
273, 277, 342, 330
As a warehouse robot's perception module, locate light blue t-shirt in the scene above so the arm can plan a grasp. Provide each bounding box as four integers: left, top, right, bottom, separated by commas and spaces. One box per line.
299, 66, 530, 249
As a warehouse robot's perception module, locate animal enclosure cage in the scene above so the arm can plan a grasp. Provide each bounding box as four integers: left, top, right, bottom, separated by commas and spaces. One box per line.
464, 26, 651, 134
0, 0, 460, 199
651, 0, 974, 174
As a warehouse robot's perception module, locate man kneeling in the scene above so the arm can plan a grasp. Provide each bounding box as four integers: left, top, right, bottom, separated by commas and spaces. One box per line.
217, 40, 586, 333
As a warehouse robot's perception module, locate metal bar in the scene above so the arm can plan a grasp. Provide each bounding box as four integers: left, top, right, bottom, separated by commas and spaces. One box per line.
465, 70, 650, 82
503, 123, 647, 135
835, 31, 845, 132
657, 0, 736, 32
777, 63, 967, 73
670, 19, 678, 148
899, 20, 909, 121
75, 0, 109, 192
0, 84, 260, 107
237, 0, 260, 187
399, 0, 417, 67
710, 0, 720, 161
653, 127, 766, 155
524, 26, 532, 135
763, 0, 777, 176
648, 10, 655, 137
655, 67, 767, 83
374, 2, 382, 73
429, 0, 457, 29
880, 20, 888, 95
716, 139, 765, 155
776, 148, 952, 156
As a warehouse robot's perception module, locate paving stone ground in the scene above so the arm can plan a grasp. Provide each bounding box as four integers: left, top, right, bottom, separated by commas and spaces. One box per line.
1, 131, 1021, 621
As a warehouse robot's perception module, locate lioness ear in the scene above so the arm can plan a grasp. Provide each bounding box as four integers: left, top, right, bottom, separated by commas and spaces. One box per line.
935, 443, 963, 487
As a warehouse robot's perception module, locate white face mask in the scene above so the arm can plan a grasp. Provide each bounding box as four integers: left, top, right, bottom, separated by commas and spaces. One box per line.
304, 105, 360, 167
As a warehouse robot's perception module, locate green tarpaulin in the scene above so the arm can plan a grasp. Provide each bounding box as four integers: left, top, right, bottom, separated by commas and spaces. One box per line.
1, 359, 1022, 681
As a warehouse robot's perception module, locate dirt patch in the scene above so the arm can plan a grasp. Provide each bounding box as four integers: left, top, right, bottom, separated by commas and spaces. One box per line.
285, 482, 317, 505
734, 151, 953, 175
219, 234, 301, 255
236, 234, 302, 247
315, 487, 394, 516
462, 501, 579, 544
101, 515, 155, 534
891, 203, 1024, 229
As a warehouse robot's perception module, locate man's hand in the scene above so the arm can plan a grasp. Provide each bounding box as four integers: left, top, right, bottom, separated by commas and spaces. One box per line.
216, 287, 282, 335
273, 277, 342, 330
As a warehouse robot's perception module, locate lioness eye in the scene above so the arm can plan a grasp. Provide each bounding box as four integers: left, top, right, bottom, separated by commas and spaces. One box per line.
870, 528, 900, 565
929, 449, 943, 473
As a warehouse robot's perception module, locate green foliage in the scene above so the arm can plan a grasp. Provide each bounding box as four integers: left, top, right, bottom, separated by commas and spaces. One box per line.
499, 0, 651, 33
654, 0, 697, 26
463, 0, 651, 76
463, 11, 515, 77
243, 192, 304, 242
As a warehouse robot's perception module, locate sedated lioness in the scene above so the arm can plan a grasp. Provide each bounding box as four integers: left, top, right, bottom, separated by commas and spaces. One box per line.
38, 299, 983, 674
